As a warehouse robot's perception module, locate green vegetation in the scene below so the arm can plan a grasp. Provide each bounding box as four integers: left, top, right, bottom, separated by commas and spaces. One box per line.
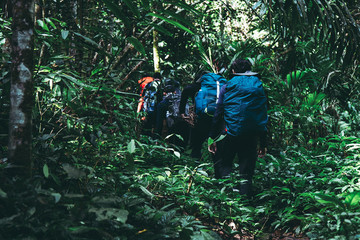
1, 0, 360, 239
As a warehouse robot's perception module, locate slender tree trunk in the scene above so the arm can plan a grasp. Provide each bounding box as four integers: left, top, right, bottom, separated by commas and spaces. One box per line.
153, 29, 160, 73
8, 0, 35, 177
152, 1, 162, 73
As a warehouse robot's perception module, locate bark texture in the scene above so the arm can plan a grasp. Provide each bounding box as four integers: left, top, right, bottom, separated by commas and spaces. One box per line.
153, 30, 160, 73
8, 0, 35, 177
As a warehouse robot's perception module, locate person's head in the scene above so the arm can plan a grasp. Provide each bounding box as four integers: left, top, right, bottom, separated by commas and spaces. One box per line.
153, 72, 161, 80
194, 70, 210, 84
163, 78, 179, 93
141, 72, 151, 79
230, 59, 252, 73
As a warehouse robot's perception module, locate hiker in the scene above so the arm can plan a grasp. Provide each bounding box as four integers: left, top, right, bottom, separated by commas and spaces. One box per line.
141, 72, 162, 135
178, 72, 202, 149
154, 78, 181, 138
179, 72, 203, 127
137, 73, 154, 113
208, 58, 268, 195
180, 71, 227, 162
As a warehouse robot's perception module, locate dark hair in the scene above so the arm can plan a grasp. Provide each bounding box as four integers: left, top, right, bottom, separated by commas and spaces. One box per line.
230, 59, 252, 73
141, 72, 151, 78
193, 70, 210, 83
153, 72, 161, 79
163, 78, 180, 93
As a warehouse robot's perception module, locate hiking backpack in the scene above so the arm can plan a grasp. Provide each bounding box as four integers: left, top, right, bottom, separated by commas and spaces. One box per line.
137, 76, 154, 113
165, 92, 182, 129
143, 80, 161, 113
138, 76, 154, 96
223, 75, 268, 136
195, 73, 227, 117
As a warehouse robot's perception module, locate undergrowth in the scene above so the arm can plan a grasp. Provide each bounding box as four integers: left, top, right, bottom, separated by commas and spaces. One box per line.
1, 132, 360, 239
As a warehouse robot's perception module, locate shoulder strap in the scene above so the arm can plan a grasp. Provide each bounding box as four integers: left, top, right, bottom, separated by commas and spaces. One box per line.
233, 71, 258, 76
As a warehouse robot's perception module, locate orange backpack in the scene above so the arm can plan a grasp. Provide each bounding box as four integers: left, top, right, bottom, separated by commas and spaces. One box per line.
137, 76, 154, 113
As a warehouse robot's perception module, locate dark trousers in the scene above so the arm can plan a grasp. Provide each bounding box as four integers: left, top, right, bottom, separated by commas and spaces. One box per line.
142, 110, 156, 136
155, 98, 169, 135
217, 134, 258, 194
190, 115, 213, 159
155, 99, 190, 147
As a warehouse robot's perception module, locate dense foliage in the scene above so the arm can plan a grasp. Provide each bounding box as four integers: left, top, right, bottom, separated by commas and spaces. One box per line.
1, 0, 360, 239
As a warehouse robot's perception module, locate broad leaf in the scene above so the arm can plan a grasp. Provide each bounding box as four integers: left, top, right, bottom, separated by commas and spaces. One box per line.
51, 193, 61, 203
89, 207, 128, 223
147, 13, 194, 35
101, 0, 131, 28
61, 30, 69, 40
123, 0, 140, 18
62, 163, 86, 179
126, 37, 146, 56
37, 19, 49, 32
43, 164, 49, 178
140, 185, 155, 199
345, 191, 360, 208
314, 193, 345, 209
127, 139, 136, 154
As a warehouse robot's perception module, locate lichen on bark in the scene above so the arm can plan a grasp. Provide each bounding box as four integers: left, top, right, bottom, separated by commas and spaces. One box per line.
8, 0, 35, 178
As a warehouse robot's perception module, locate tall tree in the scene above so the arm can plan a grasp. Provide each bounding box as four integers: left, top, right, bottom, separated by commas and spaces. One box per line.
8, 0, 35, 177
153, 29, 160, 73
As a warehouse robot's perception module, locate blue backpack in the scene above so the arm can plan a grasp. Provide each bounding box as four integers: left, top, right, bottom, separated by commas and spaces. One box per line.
195, 73, 227, 117
223, 75, 268, 136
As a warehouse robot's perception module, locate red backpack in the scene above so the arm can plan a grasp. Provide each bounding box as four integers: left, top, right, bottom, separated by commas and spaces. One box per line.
137, 76, 154, 113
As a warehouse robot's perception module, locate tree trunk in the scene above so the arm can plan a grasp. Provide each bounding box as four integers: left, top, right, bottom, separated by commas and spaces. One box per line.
8, 0, 35, 178
153, 29, 160, 73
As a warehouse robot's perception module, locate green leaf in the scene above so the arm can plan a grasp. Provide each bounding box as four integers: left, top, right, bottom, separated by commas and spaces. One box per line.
101, 0, 130, 28
165, 133, 183, 141
89, 207, 129, 223
37, 19, 49, 32
0, 188, 7, 198
163, 0, 201, 15
51, 193, 61, 203
73, 32, 99, 48
126, 37, 146, 56
140, 185, 155, 199
304, 91, 326, 107
123, 0, 141, 18
214, 134, 226, 143
141, 0, 150, 10
207, 137, 214, 146
62, 163, 86, 179
127, 139, 136, 154
345, 191, 360, 208
314, 193, 345, 209
252, 1, 262, 10
147, 13, 194, 35
259, 3, 267, 17
61, 30, 69, 40
43, 164, 49, 178
197, 170, 208, 177
161, 9, 193, 27
45, 18, 57, 29
151, 23, 173, 36
60, 73, 96, 90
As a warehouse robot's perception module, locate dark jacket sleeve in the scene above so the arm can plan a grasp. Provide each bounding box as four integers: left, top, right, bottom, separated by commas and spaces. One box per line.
209, 84, 227, 139
179, 83, 201, 115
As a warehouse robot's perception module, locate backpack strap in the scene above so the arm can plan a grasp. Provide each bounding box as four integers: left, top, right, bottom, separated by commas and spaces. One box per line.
234, 71, 258, 76
216, 80, 220, 104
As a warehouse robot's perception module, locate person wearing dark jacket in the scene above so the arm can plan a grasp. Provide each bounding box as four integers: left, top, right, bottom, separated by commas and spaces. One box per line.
179, 72, 215, 159
208, 59, 268, 195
